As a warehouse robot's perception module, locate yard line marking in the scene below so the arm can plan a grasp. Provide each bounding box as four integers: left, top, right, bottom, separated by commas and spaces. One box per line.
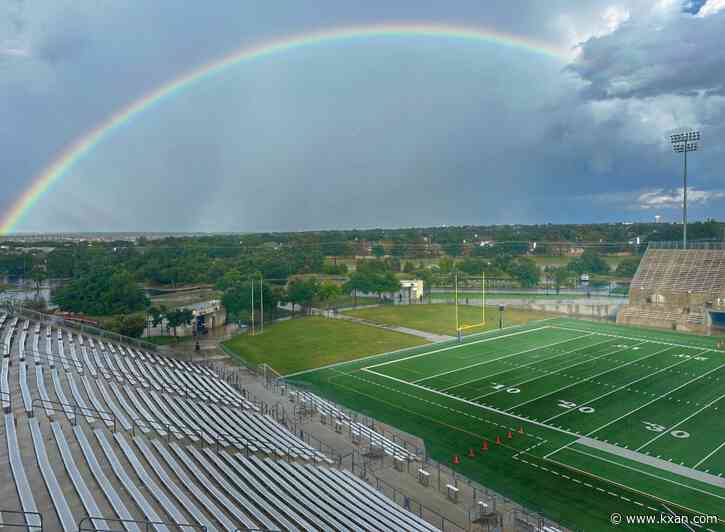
549, 449, 725, 503
550, 324, 719, 355
586, 359, 725, 439
637, 391, 725, 451
367, 326, 554, 371
442, 336, 614, 393
506, 342, 666, 412
472, 339, 648, 402
694, 441, 725, 469
284, 320, 552, 378
362, 367, 584, 440
407, 331, 593, 384
543, 350, 701, 423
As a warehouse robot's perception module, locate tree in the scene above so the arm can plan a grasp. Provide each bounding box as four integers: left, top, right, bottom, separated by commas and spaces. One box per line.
52, 268, 148, 315
370, 271, 401, 300
615, 257, 642, 278
316, 282, 342, 313
568, 249, 609, 275
443, 242, 463, 257
286, 277, 320, 315
545, 266, 573, 294
30, 267, 47, 292
106, 314, 146, 338
165, 308, 194, 337
508, 257, 540, 288
343, 271, 374, 306
372, 244, 385, 258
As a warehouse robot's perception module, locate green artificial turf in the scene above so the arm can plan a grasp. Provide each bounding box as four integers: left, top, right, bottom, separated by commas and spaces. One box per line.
290, 318, 725, 530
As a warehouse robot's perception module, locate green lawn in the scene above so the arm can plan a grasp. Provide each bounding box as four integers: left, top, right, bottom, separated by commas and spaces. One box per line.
291, 318, 725, 530
222, 316, 427, 374
344, 304, 555, 336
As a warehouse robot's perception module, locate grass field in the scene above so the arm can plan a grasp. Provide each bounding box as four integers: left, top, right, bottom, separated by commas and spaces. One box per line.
290, 318, 725, 530
344, 303, 555, 336
222, 316, 427, 374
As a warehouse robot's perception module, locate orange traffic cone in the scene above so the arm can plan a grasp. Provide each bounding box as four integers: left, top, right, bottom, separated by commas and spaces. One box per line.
482, 439, 489, 451
468, 448, 476, 458
495, 435, 502, 445
507, 430, 513, 439
453, 454, 461, 465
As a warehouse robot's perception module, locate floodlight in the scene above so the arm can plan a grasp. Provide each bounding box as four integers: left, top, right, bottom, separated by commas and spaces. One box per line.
666, 128, 702, 248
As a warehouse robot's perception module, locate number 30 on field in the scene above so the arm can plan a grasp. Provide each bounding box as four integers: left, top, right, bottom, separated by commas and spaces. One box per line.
557, 400, 595, 413
642, 421, 690, 438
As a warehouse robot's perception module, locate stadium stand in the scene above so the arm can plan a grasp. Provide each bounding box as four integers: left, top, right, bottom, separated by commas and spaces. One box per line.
0, 312, 436, 531
293, 389, 418, 461
617, 245, 725, 333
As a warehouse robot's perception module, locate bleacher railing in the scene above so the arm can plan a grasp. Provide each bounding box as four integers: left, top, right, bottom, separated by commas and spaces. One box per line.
0, 509, 43, 531
648, 240, 725, 250
78, 517, 206, 532
29, 395, 328, 462
10, 305, 161, 353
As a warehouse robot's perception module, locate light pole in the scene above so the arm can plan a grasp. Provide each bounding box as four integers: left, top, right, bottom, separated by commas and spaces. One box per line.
668, 128, 701, 249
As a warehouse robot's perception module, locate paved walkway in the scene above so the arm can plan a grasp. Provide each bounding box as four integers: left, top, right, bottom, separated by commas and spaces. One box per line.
576, 437, 725, 488
279, 303, 453, 343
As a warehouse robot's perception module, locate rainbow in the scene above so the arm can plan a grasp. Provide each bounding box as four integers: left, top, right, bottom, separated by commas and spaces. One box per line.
0, 22, 569, 234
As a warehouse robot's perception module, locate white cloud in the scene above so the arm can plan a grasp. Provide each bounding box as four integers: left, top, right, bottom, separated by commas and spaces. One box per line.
638, 187, 725, 208
697, 0, 725, 17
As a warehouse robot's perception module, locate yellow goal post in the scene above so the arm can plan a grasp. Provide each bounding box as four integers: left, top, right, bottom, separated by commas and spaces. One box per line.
455, 272, 486, 336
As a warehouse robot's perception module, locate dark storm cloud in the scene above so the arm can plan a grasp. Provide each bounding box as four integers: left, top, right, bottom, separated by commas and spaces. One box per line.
2, 0, 725, 232
570, 7, 725, 99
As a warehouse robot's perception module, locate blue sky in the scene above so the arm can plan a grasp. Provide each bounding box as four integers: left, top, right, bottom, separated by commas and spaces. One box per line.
2, 0, 724, 232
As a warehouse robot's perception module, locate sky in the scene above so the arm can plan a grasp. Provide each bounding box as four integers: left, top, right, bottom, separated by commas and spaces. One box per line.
1, 0, 724, 233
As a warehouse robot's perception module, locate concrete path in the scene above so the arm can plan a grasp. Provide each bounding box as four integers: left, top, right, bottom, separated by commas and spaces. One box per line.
279, 303, 453, 343
576, 436, 725, 489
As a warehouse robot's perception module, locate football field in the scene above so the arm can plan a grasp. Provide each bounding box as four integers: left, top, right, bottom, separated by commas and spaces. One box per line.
291, 318, 725, 530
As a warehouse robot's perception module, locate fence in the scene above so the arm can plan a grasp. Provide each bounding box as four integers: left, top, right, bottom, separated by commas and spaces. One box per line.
648, 240, 725, 250
214, 342, 569, 532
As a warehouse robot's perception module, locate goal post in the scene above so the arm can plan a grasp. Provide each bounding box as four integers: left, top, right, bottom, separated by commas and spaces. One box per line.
455, 272, 486, 340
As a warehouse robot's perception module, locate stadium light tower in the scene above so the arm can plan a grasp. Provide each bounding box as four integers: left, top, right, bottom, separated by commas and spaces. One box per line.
668, 128, 701, 248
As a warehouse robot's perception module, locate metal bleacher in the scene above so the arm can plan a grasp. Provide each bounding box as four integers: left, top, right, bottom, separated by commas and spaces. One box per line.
618, 246, 725, 332
0, 313, 438, 531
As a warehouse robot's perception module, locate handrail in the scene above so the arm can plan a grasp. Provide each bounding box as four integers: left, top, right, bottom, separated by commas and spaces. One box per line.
0, 509, 43, 531
78, 516, 205, 532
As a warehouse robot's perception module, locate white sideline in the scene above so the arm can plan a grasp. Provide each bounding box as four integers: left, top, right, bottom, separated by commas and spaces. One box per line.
505, 341, 660, 411
542, 349, 701, 423
542, 353, 725, 459
551, 325, 721, 354
471, 338, 645, 402
410, 332, 593, 385
283, 321, 555, 379
441, 335, 612, 392
694, 441, 725, 469
555, 448, 725, 501
361, 367, 581, 440
636, 390, 725, 451
541, 358, 725, 459
368, 326, 553, 371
